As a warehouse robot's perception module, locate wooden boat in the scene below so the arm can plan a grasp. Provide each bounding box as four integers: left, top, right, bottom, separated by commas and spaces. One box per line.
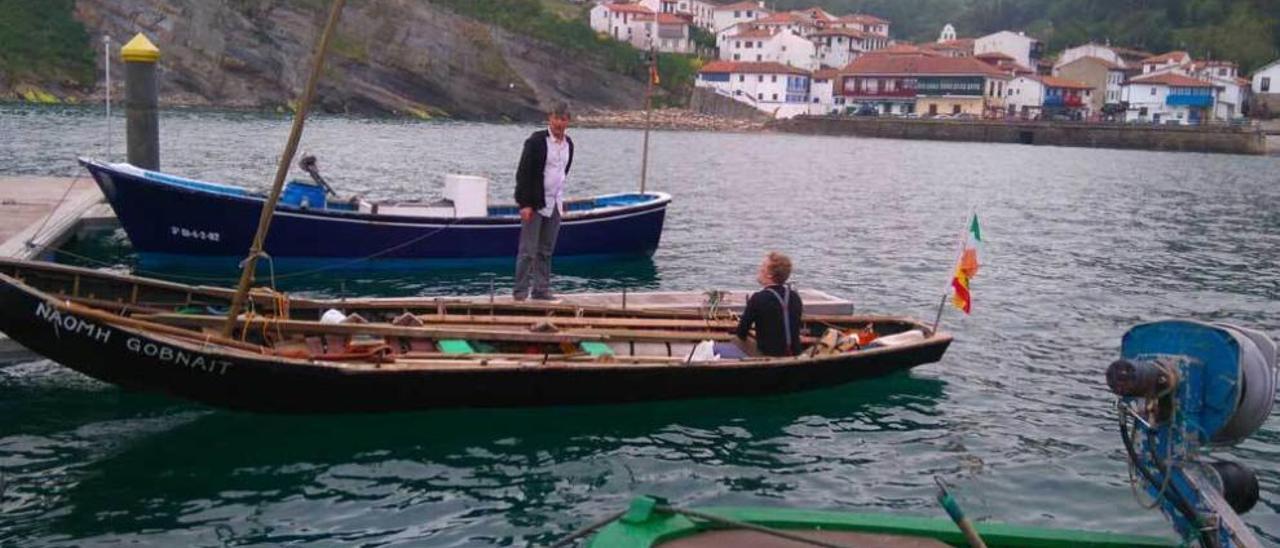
583, 501, 1178, 547
0, 258, 951, 413
78, 158, 671, 269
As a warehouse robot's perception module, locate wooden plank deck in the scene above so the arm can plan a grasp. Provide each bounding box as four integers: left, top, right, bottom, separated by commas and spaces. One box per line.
0, 176, 107, 260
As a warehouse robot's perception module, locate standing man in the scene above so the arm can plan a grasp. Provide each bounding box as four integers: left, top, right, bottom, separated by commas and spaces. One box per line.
513, 103, 573, 301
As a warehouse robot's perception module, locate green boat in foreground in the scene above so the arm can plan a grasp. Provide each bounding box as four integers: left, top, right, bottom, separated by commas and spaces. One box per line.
569, 320, 1274, 548
585, 496, 1177, 547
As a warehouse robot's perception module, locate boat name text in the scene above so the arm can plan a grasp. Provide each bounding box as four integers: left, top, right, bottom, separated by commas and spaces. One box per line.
126, 337, 231, 375
36, 301, 112, 343
171, 226, 221, 242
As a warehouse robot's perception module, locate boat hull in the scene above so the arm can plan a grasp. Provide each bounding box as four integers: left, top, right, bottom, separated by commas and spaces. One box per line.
0, 273, 950, 413
587, 506, 1178, 548
79, 159, 668, 266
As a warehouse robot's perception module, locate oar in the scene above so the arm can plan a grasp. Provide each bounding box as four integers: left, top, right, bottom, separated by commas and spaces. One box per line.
935, 476, 989, 548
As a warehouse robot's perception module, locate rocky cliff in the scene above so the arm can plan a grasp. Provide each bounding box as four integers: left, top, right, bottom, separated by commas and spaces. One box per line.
31, 0, 649, 120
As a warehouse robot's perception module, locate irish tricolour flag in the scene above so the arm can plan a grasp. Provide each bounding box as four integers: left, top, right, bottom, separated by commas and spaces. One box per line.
950, 214, 981, 314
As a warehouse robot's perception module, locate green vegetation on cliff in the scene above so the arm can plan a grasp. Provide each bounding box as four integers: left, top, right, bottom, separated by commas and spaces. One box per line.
773, 0, 1280, 71
428, 0, 702, 103
0, 0, 94, 85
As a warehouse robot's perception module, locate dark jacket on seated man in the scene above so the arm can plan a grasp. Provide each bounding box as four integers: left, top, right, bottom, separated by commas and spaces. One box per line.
736, 284, 804, 357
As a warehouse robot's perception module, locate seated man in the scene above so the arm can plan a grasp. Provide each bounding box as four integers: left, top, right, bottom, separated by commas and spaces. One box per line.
730, 252, 804, 357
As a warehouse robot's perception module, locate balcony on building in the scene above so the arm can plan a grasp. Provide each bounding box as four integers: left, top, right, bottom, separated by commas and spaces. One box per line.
1166, 88, 1214, 107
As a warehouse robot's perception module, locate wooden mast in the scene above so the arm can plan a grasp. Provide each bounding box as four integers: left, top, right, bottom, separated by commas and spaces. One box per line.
222, 0, 346, 337
639, 46, 656, 194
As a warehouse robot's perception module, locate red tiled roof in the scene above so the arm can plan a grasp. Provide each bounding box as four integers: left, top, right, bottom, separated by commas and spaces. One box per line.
837, 14, 887, 25
923, 39, 973, 52
1037, 75, 1093, 89
755, 12, 802, 24
876, 43, 934, 55
1236, 76, 1251, 86
813, 67, 840, 80
604, 2, 654, 14
1130, 72, 1215, 87
1060, 55, 1125, 71
699, 60, 809, 75
793, 8, 835, 21
730, 27, 777, 39
810, 28, 869, 39
842, 53, 1008, 77
656, 12, 690, 24
1141, 51, 1189, 65
975, 52, 1014, 61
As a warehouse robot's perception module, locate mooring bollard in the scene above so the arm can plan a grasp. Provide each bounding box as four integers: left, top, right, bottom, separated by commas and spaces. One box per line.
121, 33, 160, 170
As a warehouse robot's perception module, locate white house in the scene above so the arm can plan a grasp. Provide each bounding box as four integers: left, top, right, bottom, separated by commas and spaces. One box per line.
719, 26, 816, 70
1252, 57, 1280, 95
696, 60, 813, 118
711, 1, 768, 33
1139, 51, 1191, 75
590, 3, 655, 49
1004, 75, 1045, 118
1055, 43, 1126, 71
591, 2, 691, 53
1122, 72, 1216, 125
650, 12, 694, 53
687, 0, 718, 31
809, 67, 843, 114
1191, 60, 1247, 120
809, 28, 879, 69
974, 30, 1043, 71
830, 14, 890, 37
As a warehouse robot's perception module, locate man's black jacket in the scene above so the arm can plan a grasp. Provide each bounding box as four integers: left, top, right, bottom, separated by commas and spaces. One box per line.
514, 130, 575, 210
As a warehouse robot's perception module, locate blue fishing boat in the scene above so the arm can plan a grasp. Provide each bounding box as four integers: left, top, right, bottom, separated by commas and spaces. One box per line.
78, 158, 670, 269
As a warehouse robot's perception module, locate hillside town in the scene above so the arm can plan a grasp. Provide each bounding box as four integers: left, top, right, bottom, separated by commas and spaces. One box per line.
589, 0, 1280, 125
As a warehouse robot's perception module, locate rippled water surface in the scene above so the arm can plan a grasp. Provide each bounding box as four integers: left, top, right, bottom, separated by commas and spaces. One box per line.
1, 106, 1277, 546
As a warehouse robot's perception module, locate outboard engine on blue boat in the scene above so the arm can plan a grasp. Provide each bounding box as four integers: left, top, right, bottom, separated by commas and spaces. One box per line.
1107, 320, 1276, 548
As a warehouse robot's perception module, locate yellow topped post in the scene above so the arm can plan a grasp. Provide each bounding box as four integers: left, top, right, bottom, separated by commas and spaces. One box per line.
122, 33, 160, 169
120, 33, 160, 63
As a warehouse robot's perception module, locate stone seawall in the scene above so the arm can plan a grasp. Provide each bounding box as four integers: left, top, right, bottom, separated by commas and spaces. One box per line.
689, 88, 770, 122
771, 116, 1267, 155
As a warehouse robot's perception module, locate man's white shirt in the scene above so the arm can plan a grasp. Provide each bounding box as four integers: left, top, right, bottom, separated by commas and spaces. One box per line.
539, 134, 569, 217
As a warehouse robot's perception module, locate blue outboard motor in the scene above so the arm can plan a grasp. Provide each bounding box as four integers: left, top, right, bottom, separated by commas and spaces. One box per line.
1107, 320, 1276, 548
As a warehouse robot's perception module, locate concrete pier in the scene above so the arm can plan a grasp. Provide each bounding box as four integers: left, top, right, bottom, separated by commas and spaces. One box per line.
0, 176, 112, 260
773, 116, 1268, 155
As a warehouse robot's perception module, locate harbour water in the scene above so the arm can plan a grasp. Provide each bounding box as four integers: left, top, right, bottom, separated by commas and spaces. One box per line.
0, 105, 1277, 546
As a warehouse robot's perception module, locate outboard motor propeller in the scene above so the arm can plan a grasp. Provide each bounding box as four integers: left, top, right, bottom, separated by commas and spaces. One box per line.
1108, 320, 1276, 548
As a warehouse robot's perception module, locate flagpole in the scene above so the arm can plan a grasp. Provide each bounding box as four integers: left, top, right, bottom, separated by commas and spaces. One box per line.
639, 46, 656, 195
931, 210, 976, 333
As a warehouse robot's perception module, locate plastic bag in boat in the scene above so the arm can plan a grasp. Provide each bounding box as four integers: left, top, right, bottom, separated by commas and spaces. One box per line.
687, 340, 720, 362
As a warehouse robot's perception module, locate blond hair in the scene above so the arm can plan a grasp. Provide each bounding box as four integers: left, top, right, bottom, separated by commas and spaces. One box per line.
764, 251, 792, 284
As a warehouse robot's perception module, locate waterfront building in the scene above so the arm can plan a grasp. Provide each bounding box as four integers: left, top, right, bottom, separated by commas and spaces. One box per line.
839, 52, 1010, 117
973, 30, 1044, 72
1004, 75, 1093, 119
1250, 57, 1280, 115
718, 25, 816, 70
1190, 60, 1247, 120
695, 60, 813, 118
809, 67, 843, 115
711, 1, 769, 33
1055, 56, 1128, 117
1122, 72, 1216, 125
